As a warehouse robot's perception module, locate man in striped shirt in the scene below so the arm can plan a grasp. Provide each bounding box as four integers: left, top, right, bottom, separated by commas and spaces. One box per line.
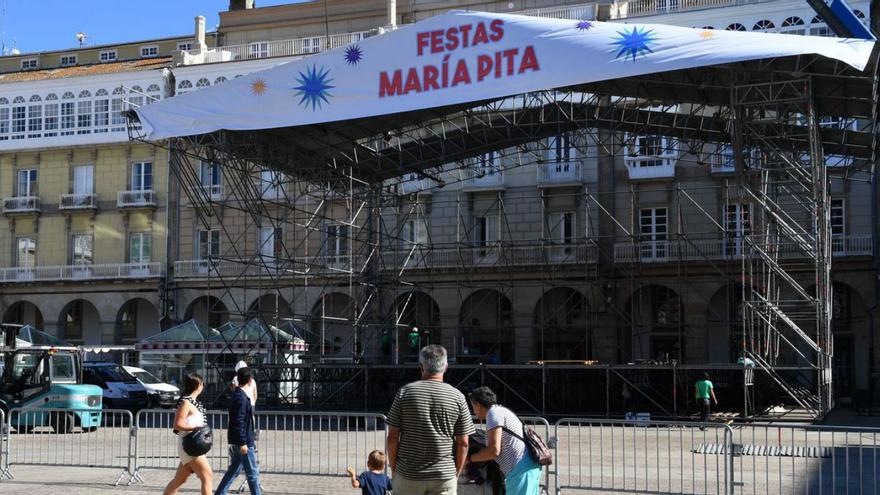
387, 344, 475, 495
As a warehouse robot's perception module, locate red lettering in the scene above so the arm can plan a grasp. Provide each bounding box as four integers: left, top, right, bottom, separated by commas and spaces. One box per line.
489, 19, 504, 41
459, 24, 473, 47
477, 55, 493, 81
445, 27, 460, 51
494, 51, 502, 78
430, 31, 444, 54
423, 65, 440, 91
451, 59, 471, 86
416, 32, 430, 56
403, 67, 422, 94
502, 48, 518, 76
519, 45, 540, 74
473, 22, 490, 45
379, 70, 403, 97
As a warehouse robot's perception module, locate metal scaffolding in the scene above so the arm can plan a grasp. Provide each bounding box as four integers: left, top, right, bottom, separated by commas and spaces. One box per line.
126, 49, 879, 419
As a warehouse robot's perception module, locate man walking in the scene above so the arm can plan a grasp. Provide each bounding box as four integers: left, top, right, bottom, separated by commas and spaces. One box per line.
695, 372, 718, 428
215, 367, 261, 495
387, 344, 474, 495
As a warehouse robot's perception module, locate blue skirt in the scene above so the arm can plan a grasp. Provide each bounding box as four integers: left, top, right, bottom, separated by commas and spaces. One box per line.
505, 455, 542, 495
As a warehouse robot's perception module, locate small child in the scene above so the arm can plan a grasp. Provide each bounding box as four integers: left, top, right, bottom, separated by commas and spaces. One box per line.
346, 449, 392, 495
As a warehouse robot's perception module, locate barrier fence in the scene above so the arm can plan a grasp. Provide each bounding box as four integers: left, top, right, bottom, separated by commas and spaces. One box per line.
1, 408, 879, 494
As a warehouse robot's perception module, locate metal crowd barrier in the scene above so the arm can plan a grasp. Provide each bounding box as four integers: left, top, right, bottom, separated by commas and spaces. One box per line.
728, 423, 880, 494
132, 409, 386, 482
4, 408, 135, 485
553, 418, 733, 495
132, 408, 231, 482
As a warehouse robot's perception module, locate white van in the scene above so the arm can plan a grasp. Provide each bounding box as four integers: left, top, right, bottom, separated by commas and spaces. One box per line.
123, 365, 180, 408
82, 362, 149, 410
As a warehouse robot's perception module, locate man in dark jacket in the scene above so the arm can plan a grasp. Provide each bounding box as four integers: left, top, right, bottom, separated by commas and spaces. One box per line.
215, 367, 261, 495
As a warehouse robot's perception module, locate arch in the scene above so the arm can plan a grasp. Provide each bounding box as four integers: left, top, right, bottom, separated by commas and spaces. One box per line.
59, 299, 101, 344
62, 92, 75, 100
2, 301, 44, 329
214, 76, 228, 84
391, 291, 441, 360
811, 15, 823, 24
782, 16, 804, 27
620, 284, 683, 362
854, 9, 865, 19
78, 90, 91, 98
116, 298, 159, 343
12, 96, 24, 104
532, 287, 589, 360
195, 78, 211, 88
309, 292, 355, 357
458, 289, 514, 363
725, 23, 746, 31
247, 293, 292, 327
752, 19, 775, 31
45, 93, 58, 101
0, 97, 8, 105
28, 95, 41, 102
147, 84, 161, 92
177, 80, 193, 91
706, 284, 749, 363
184, 296, 229, 328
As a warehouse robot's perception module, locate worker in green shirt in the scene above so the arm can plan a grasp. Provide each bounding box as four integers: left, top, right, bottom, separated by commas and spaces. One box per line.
695, 372, 718, 428
407, 326, 420, 357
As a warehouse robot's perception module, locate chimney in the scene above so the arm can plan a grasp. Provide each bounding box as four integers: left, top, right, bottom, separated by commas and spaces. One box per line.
388, 0, 397, 28
195, 16, 207, 51
229, 0, 255, 11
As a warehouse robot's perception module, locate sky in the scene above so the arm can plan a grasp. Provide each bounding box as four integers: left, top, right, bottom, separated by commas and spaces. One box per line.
1, 0, 309, 54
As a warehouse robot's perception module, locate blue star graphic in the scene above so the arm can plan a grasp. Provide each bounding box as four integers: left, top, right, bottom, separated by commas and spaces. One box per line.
576, 20, 593, 31
294, 65, 335, 110
611, 26, 657, 62
344, 45, 364, 65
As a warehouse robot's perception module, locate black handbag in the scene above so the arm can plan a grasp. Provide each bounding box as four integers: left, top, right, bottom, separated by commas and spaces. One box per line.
182, 425, 214, 457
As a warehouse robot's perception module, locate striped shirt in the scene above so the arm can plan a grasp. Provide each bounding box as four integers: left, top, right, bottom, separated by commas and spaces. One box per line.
386, 379, 475, 480
486, 405, 527, 475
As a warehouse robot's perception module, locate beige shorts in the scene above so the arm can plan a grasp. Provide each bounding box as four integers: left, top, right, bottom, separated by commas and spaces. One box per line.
393, 474, 457, 495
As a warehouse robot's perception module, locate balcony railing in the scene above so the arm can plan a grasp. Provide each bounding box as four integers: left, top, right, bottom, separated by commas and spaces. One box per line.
3, 196, 40, 214
118, 190, 157, 208
538, 161, 581, 185
179, 31, 373, 65
174, 255, 357, 279
463, 168, 504, 190
614, 235, 873, 263
610, 0, 746, 19
60, 193, 98, 210
517, 3, 596, 20
0, 262, 163, 283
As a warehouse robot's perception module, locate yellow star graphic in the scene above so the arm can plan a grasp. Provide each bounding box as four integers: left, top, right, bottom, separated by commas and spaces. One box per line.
250, 78, 267, 96
699, 30, 715, 40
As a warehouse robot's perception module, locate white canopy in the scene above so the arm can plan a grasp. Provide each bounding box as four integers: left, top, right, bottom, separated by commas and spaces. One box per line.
135, 10, 875, 140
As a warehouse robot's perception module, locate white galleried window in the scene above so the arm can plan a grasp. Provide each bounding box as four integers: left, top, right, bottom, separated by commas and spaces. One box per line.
27, 95, 42, 138
131, 162, 153, 191
70, 234, 93, 265
60, 54, 77, 66
16, 169, 37, 197
302, 37, 321, 54
198, 229, 220, 260
16, 237, 36, 268
259, 226, 282, 262
129, 232, 151, 263
639, 207, 667, 260
401, 219, 427, 246
324, 224, 349, 260
0, 98, 10, 140
724, 203, 751, 256
76, 90, 92, 134
140, 46, 158, 58
249, 42, 270, 58
831, 198, 845, 253
177, 42, 193, 52
631, 135, 668, 166
10, 97, 25, 139
60, 92, 75, 135
111, 88, 126, 131
99, 50, 117, 62
20, 59, 37, 70
73, 165, 94, 196
43, 94, 58, 136
548, 212, 574, 244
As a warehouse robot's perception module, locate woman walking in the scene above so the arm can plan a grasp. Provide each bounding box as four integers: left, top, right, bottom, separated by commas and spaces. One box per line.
163, 373, 213, 495
467, 386, 542, 495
